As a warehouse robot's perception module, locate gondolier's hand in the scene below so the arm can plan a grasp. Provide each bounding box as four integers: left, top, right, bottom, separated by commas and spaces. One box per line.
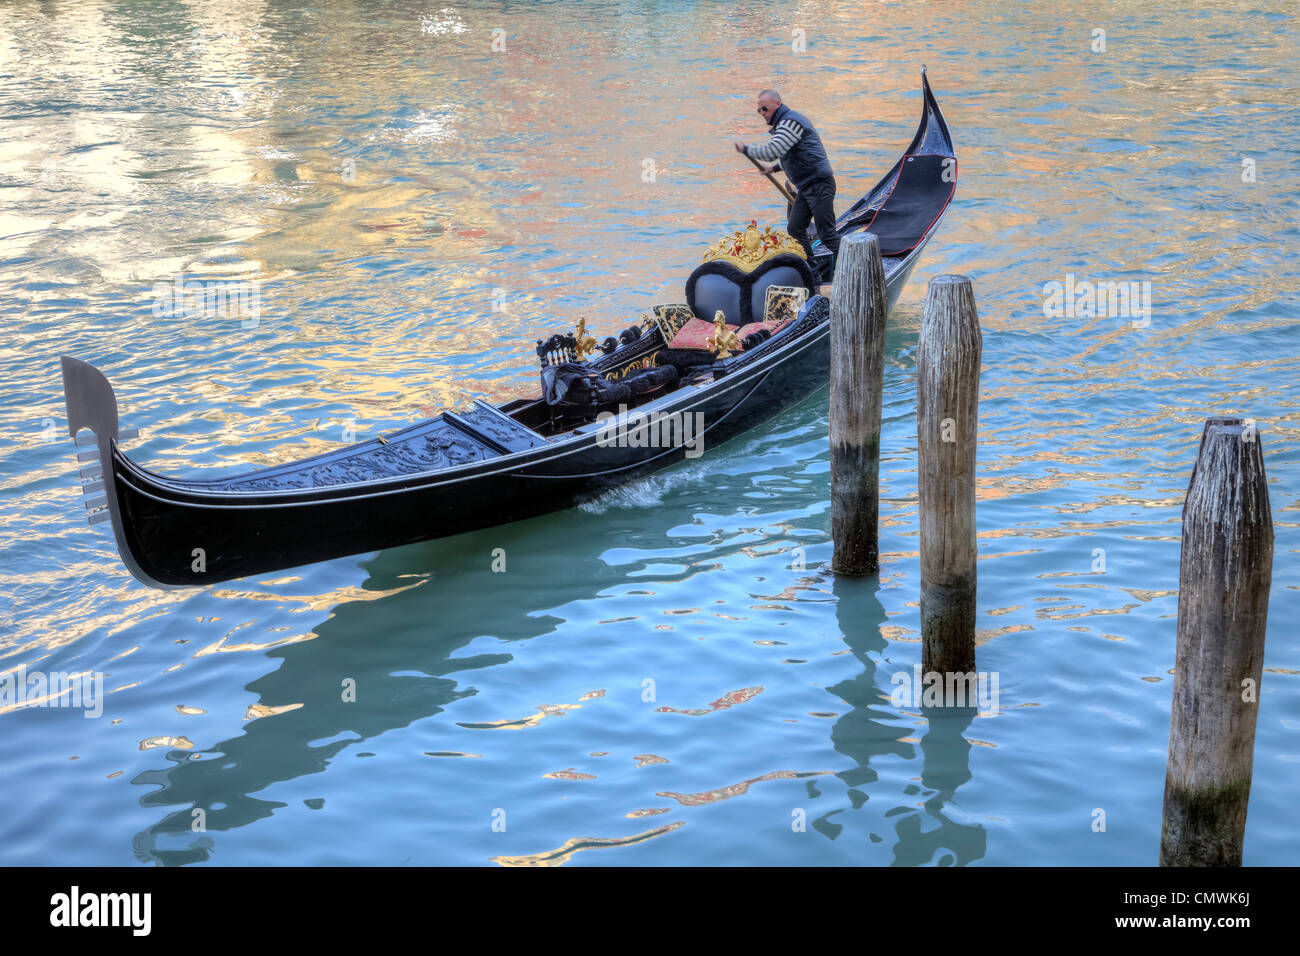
733, 142, 747, 154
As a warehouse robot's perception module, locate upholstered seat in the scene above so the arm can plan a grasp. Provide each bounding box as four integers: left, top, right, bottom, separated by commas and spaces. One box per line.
686, 253, 815, 328
640, 225, 816, 373
683, 222, 817, 328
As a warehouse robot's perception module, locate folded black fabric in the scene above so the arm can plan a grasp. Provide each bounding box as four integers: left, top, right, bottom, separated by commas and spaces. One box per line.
655, 348, 720, 370
543, 362, 679, 408
541, 362, 597, 405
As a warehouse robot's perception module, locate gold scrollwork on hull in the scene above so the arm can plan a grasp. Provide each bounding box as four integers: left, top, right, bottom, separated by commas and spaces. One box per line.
605, 353, 660, 382
701, 220, 806, 270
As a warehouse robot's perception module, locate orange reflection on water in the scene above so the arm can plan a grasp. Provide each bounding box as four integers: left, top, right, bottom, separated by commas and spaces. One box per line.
491, 821, 684, 867
657, 769, 831, 808
656, 684, 763, 716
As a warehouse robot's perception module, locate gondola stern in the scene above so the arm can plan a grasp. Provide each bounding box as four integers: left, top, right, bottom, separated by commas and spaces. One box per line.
60, 355, 179, 590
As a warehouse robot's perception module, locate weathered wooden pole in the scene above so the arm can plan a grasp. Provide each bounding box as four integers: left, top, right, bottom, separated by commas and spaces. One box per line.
917, 275, 981, 678
1160, 417, 1273, 866
830, 231, 887, 575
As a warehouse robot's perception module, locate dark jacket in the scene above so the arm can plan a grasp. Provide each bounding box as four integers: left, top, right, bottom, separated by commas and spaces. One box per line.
752, 103, 834, 190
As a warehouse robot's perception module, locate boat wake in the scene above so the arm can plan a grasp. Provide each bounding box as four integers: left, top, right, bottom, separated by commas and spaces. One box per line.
576, 461, 717, 514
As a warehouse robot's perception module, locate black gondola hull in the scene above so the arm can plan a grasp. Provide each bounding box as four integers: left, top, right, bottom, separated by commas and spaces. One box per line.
109, 317, 838, 586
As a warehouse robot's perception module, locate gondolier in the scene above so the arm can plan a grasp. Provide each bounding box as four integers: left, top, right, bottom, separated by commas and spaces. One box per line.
734, 90, 841, 282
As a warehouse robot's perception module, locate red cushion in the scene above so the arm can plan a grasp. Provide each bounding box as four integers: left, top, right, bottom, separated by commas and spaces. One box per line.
735, 318, 789, 340
668, 317, 739, 351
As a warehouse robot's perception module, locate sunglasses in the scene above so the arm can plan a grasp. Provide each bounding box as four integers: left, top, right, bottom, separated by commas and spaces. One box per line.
756, 105, 771, 114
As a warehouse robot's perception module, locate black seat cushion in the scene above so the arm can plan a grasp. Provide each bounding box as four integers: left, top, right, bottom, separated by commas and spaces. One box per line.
684, 252, 816, 328
656, 347, 722, 370
544, 362, 679, 409
619, 363, 678, 398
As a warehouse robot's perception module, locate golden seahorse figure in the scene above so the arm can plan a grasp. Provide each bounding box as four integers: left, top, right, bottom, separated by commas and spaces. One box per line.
573, 317, 597, 360
706, 311, 740, 359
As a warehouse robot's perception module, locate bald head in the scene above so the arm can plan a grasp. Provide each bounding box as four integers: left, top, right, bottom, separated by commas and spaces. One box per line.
756, 90, 782, 122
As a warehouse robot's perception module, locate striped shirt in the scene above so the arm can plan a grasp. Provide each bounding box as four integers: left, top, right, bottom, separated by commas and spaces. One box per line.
744, 116, 804, 164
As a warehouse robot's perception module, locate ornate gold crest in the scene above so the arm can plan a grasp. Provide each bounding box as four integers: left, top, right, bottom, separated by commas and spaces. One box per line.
701, 220, 807, 270
706, 311, 741, 359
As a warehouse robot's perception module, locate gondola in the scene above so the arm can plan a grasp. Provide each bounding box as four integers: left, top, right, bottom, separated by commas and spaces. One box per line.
61, 69, 957, 588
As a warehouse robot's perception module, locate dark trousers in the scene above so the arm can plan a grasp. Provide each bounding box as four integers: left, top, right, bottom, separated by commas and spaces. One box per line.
787, 176, 840, 265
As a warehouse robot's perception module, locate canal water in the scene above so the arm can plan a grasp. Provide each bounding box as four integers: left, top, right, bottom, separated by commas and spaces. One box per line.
1, 0, 1296, 865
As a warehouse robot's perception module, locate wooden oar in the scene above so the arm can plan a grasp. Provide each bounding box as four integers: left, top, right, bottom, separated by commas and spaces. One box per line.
744, 153, 796, 205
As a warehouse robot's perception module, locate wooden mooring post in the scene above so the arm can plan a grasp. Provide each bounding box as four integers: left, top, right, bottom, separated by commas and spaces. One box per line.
829, 231, 887, 575
1160, 417, 1273, 866
918, 275, 981, 677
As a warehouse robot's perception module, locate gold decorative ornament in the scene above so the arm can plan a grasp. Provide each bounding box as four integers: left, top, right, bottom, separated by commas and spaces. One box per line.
574, 317, 597, 360
606, 354, 658, 382
762, 284, 809, 325
650, 303, 694, 343
701, 220, 807, 270
706, 311, 741, 359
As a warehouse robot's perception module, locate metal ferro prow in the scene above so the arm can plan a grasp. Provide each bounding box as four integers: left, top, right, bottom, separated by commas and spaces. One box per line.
60, 355, 158, 588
